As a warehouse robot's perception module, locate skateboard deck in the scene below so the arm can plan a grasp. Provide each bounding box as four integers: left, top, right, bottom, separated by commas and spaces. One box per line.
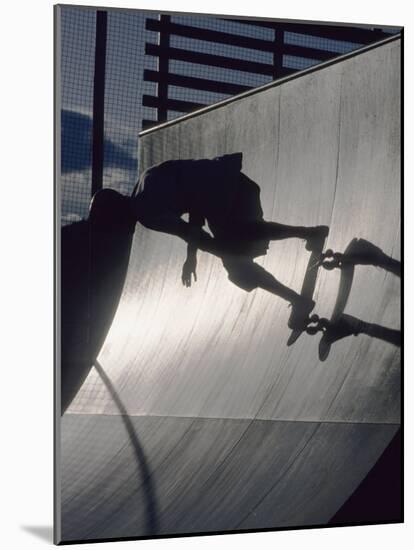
287, 234, 328, 346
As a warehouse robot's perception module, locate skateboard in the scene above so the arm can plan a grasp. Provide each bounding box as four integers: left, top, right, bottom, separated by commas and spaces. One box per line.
305, 238, 358, 360
286, 230, 328, 346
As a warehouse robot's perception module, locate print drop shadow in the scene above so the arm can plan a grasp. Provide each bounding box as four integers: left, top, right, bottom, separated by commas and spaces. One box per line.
61, 215, 134, 414
21, 525, 53, 543
306, 239, 401, 361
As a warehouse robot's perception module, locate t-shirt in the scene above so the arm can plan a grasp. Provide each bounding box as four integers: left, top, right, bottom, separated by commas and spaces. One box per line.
131, 153, 243, 223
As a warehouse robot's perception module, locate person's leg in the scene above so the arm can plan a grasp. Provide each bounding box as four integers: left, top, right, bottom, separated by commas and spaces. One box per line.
223, 256, 314, 309
313, 314, 401, 348
255, 266, 313, 309
362, 321, 401, 347
249, 221, 315, 240
234, 220, 328, 246
218, 173, 328, 249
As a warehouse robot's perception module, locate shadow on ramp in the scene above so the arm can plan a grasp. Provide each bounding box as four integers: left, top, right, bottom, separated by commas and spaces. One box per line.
94, 360, 159, 535
60, 193, 135, 414
306, 238, 401, 360
329, 428, 402, 524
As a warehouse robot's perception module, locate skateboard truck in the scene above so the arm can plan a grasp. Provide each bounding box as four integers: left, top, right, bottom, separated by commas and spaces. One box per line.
309, 249, 341, 271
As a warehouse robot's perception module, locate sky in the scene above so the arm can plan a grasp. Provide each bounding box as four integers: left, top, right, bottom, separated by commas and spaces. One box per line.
60, 7, 157, 222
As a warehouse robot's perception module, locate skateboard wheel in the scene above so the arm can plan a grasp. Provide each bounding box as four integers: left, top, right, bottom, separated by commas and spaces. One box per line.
309, 314, 319, 322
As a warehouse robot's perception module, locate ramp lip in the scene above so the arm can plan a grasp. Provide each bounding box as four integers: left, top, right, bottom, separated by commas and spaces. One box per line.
139, 33, 401, 137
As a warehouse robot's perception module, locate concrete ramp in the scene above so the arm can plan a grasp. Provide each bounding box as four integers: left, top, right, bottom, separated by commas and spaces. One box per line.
59, 36, 401, 542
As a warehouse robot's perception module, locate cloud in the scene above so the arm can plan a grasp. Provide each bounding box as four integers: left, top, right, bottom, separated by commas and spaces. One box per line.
61, 109, 137, 174
61, 169, 92, 222
102, 167, 136, 195
62, 212, 83, 224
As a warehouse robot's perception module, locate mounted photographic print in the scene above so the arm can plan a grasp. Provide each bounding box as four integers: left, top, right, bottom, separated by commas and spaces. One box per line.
54, 4, 403, 544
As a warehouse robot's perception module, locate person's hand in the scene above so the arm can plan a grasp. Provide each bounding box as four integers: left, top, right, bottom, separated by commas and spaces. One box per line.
182, 256, 197, 287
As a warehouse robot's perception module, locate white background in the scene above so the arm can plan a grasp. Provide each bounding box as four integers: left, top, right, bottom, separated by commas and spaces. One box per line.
0, 0, 411, 548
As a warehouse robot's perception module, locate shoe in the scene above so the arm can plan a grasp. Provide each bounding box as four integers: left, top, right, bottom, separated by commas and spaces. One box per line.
305, 225, 329, 252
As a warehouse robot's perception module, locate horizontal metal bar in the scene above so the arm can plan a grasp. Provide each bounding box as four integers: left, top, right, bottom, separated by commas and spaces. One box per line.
224, 18, 392, 44
145, 43, 276, 75
146, 19, 341, 61
146, 18, 276, 51
283, 43, 336, 61
143, 69, 253, 95
143, 94, 206, 113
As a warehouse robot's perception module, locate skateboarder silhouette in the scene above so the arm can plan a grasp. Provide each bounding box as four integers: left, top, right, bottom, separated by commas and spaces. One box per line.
91, 153, 328, 327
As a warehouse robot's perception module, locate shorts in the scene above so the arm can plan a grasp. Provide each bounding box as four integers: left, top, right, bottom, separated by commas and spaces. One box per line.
222, 256, 266, 292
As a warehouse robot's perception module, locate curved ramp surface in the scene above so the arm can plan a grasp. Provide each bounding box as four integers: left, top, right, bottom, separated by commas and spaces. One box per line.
59, 37, 401, 542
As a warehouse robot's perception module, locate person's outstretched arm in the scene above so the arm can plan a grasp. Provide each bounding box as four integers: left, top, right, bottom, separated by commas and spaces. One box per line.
182, 210, 205, 287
